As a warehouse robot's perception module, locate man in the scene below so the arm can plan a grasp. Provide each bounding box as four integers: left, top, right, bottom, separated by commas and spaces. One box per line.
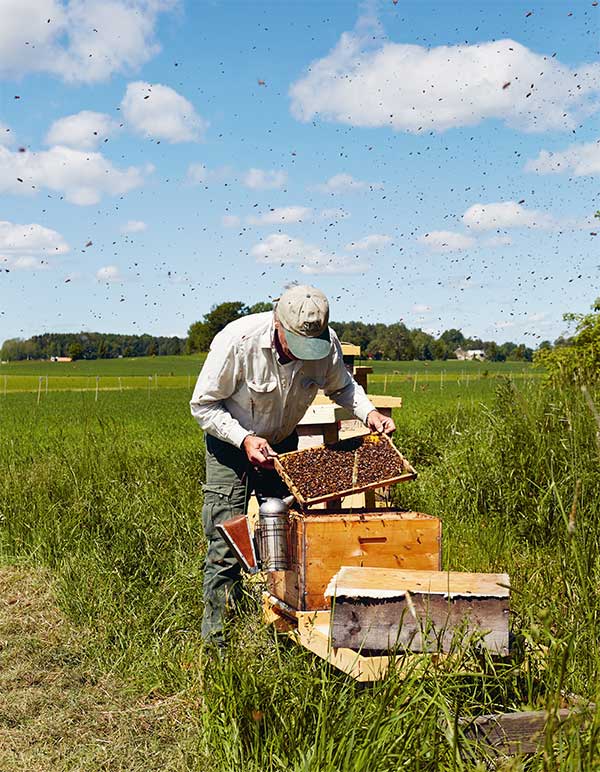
190, 285, 395, 644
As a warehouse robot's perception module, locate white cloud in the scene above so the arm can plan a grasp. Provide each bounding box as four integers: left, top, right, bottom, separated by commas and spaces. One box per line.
250, 232, 366, 275
96, 265, 122, 282
418, 230, 475, 252
315, 173, 381, 193
525, 139, 600, 176
222, 214, 241, 228
121, 220, 147, 233
0, 219, 69, 271
121, 81, 207, 143
463, 201, 556, 231
247, 206, 311, 225
0, 145, 147, 205
0, 0, 176, 84
290, 25, 600, 134
46, 111, 118, 150
243, 168, 287, 190
345, 233, 391, 251
412, 304, 432, 313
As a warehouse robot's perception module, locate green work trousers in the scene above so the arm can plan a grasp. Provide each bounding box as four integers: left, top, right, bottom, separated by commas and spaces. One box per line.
201, 432, 297, 643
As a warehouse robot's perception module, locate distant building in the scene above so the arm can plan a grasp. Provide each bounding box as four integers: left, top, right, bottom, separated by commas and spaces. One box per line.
455, 348, 486, 362
50, 356, 73, 363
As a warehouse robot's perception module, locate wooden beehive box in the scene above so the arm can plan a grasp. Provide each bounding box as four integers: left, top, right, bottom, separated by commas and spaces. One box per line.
267, 509, 441, 611
274, 433, 416, 507
325, 566, 510, 655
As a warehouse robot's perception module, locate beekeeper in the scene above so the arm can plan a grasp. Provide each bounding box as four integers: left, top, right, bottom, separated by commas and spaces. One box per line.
190, 284, 395, 645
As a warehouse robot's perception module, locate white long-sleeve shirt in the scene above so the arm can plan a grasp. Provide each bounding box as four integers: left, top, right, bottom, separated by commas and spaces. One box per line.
190, 312, 376, 447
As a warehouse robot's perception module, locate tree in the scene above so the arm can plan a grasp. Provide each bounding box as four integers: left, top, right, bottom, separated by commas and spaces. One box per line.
248, 301, 273, 314
187, 301, 250, 353
535, 298, 600, 384
68, 342, 83, 360
440, 329, 465, 352
186, 321, 211, 354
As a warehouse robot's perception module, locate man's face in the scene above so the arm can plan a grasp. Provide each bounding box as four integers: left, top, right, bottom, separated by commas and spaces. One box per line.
274, 317, 299, 361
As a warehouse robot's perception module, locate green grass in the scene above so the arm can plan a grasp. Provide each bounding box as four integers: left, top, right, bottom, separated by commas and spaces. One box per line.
0, 354, 207, 377
0, 356, 539, 404
0, 375, 599, 770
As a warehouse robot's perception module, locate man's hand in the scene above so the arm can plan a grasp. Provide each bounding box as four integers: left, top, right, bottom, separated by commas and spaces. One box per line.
242, 435, 278, 468
366, 410, 396, 435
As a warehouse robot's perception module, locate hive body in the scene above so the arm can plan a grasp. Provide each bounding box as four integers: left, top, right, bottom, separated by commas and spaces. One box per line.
266, 509, 441, 610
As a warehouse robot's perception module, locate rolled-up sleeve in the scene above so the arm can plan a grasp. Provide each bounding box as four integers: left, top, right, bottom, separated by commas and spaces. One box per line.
190, 338, 252, 448
322, 335, 376, 424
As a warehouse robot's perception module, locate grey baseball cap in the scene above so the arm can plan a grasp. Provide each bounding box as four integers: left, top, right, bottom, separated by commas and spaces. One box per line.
276, 285, 331, 360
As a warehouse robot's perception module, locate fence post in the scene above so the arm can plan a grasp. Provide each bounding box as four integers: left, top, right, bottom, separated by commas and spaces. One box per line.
37, 376, 43, 405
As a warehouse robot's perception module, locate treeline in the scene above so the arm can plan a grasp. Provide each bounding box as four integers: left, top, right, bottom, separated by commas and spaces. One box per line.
329, 321, 537, 361
186, 300, 541, 361
4, 299, 560, 362
0, 332, 186, 361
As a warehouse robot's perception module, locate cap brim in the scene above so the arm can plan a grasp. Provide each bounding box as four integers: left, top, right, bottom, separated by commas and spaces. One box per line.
283, 325, 331, 360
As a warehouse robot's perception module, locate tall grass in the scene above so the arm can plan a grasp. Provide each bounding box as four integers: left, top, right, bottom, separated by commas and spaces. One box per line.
0, 381, 599, 769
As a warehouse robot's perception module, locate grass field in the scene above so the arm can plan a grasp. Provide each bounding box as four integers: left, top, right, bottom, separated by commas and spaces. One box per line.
1, 357, 598, 771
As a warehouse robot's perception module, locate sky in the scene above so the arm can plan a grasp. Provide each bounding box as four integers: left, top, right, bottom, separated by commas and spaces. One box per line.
0, 0, 598, 346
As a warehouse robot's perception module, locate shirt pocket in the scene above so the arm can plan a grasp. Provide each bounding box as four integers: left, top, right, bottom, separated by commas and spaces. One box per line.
247, 378, 278, 420
247, 379, 278, 394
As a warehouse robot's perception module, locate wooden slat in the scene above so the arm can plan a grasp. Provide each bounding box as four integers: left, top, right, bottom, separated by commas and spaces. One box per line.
312, 394, 403, 409
325, 567, 510, 599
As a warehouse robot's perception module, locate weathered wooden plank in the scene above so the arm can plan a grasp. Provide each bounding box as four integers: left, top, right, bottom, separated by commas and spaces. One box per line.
326, 567, 510, 654
462, 707, 594, 756
330, 594, 509, 654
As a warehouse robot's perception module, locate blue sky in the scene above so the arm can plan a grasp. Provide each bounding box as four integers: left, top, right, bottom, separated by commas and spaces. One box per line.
1, 0, 598, 345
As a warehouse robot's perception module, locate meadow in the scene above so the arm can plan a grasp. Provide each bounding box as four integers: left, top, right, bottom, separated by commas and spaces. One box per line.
0, 358, 599, 770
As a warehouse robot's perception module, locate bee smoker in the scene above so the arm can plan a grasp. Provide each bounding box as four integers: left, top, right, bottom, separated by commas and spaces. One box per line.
255, 495, 294, 571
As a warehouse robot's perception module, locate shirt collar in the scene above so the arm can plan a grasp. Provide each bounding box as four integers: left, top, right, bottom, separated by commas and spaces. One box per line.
258, 313, 276, 350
